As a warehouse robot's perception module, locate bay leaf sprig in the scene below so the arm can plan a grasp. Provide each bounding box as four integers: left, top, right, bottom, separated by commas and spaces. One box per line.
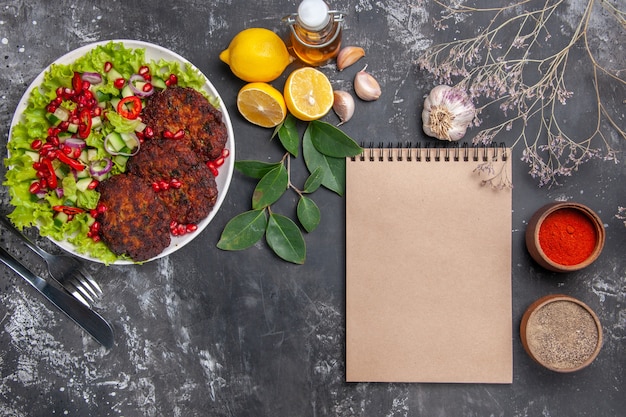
217, 115, 362, 264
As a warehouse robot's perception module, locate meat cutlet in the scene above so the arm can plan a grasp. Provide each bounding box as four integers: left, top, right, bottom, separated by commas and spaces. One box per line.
141, 86, 228, 161
126, 139, 218, 225
96, 173, 171, 262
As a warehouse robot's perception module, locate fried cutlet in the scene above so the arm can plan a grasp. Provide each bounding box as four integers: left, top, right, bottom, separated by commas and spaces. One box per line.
96, 173, 171, 262
126, 139, 218, 224
141, 86, 228, 161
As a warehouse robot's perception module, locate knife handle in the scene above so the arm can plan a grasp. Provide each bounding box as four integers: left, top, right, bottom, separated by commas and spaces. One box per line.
0, 246, 114, 348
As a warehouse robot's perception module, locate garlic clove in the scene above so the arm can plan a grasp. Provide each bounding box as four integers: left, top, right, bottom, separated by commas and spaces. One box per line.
422, 85, 475, 141
354, 66, 381, 101
333, 90, 355, 125
336, 46, 365, 71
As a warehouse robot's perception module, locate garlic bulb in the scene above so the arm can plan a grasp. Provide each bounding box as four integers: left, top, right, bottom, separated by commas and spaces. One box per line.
422, 85, 475, 141
333, 90, 355, 125
354, 66, 381, 101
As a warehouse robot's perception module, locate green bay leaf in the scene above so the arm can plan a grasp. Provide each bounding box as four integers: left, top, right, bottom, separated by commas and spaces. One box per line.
303, 131, 346, 195
297, 196, 320, 233
266, 213, 306, 264
307, 120, 363, 158
235, 160, 282, 179
303, 167, 324, 193
277, 114, 299, 157
217, 209, 267, 251
252, 164, 288, 209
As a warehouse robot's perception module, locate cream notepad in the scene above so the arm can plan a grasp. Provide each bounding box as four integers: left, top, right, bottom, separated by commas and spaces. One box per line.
345, 144, 513, 383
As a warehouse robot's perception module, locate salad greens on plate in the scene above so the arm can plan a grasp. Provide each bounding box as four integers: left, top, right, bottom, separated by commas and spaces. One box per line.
4, 41, 231, 264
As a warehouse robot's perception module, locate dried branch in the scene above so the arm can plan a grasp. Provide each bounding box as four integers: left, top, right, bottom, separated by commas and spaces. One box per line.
418, 0, 625, 187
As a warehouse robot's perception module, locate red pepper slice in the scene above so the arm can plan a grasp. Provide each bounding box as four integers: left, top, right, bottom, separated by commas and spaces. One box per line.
52, 205, 85, 215
117, 96, 142, 120
77, 109, 92, 139
42, 158, 58, 189
72, 72, 83, 93
57, 152, 85, 171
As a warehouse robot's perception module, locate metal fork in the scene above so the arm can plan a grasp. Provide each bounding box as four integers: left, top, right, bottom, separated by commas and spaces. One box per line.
0, 216, 102, 306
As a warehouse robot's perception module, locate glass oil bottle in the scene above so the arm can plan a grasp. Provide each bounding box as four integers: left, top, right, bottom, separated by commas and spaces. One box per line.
283, 0, 345, 66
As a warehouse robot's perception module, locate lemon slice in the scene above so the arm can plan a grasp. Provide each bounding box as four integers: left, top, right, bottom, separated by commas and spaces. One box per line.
284, 67, 334, 121
237, 82, 287, 128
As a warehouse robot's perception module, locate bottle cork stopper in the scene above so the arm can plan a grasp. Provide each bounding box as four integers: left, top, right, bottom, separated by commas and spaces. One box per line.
298, 0, 330, 31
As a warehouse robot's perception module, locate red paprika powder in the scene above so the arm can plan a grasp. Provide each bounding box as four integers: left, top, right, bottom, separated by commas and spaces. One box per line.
538, 208, 597, 266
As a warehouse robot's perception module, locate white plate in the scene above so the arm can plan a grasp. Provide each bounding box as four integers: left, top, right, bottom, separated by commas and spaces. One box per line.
9, 40, 235, 264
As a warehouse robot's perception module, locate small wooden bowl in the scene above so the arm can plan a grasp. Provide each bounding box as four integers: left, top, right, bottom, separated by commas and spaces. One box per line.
520, 294, 603, 373
525, 202, 605, 272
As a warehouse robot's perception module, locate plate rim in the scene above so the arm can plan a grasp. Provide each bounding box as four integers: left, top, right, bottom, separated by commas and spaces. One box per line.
8, 39, 235, 265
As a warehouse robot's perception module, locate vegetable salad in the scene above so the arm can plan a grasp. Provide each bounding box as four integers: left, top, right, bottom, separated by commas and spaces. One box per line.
4, 41, 212, 264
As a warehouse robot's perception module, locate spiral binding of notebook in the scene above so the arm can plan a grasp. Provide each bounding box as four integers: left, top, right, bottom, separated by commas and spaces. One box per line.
352, 142, 508, 162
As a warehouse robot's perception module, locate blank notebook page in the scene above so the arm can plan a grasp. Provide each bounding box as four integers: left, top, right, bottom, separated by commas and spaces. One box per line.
345, 145, 513, 383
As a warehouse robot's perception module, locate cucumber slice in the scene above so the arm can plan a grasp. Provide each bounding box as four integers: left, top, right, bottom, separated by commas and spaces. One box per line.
54, 211, 70, 227
151, 77, 167, 90
76, 177, 93, 192
107, 68, 123, 82
105, 132, 126, 152
121, 85, 133, 98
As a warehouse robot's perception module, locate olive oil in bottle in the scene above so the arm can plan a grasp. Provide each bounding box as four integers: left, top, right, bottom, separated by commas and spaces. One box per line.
283, 0, 345, 66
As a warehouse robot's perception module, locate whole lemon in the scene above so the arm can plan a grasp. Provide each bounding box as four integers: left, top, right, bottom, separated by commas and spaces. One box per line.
220, 28, 294, 83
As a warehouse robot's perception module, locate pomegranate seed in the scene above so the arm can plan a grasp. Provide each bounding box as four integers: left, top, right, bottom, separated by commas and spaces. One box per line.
30, 139, 43, 150
96, 203, 107, 214
221, 148, 230, 158
152, 182, 161, 192
56, 86, 64, 97
104, 61, 113, 72
158, 180, 169, 190
214, 156, 225, 167
39, 178, 48, 189
142, 83, 153, 93
59, 121, 70, 131
143, 74, 152, 81
90, 209, 98, 217
172, 129, 185, 140
163, 130, 174, 139
169, 178, 182, 189
92, 107, 102, 117
61, 145, 73, 155
46, 104, 57, 113
87, 180, 99, 190
209, 166, 219, 177
177, 224, 186, 235
90, 222, 100, 232
91, 234, 101, 242
170, 220, 178, 229
114, 78, 126, 89
47, 136, 60, 147
168, 74, 178, 85
186, 224, 198, 233
144, 126, 154, 139
54, 97, 63, 105
139, 65, 150, 76
29, 182, 42, 194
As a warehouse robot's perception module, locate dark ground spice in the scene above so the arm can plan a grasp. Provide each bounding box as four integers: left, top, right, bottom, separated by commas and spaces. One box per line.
538, 208, 597, 265
526, 300, 599, 370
